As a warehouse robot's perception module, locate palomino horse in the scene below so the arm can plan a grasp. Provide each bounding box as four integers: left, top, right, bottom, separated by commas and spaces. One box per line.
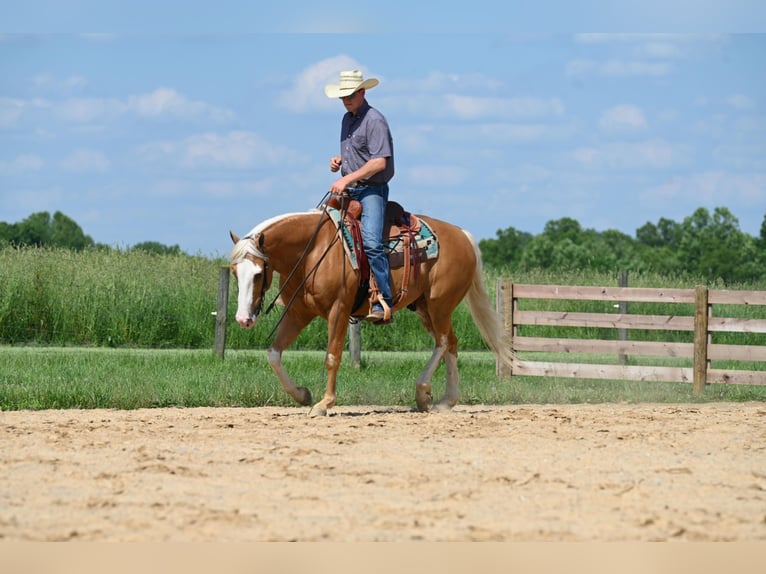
229, 205, 514, 416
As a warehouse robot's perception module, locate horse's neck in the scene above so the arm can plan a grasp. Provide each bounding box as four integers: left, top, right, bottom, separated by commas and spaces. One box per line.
263, 212, 331, 273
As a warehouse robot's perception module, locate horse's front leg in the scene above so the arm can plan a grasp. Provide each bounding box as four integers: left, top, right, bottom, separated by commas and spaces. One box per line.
309, 310, 351, 417
267, 313, 313, 406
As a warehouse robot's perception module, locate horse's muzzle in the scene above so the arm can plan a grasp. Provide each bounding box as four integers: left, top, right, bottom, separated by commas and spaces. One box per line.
236, 313, 257, 329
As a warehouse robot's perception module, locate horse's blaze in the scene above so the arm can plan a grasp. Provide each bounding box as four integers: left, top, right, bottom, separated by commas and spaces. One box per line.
233, 259, 262, 328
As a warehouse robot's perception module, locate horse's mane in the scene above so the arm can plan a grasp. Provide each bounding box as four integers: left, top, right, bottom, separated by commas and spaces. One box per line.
229, 238, 264, 264
229, 211, 318, 263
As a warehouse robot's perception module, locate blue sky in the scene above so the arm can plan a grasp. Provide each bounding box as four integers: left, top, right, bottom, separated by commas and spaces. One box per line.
1, 3, 765, 256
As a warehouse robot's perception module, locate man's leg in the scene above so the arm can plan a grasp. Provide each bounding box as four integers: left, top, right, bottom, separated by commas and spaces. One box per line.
358, 185, 393, 319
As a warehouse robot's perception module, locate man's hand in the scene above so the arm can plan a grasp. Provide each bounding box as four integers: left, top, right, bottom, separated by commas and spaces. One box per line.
329, 155, 342, 173
329, 176, 350, 195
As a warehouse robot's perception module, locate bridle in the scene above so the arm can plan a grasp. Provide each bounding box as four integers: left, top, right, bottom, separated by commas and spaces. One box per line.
234, 247, 271, 323
236, 202, 343, 343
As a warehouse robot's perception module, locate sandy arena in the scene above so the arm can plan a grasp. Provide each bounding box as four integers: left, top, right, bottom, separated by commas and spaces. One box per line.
1, 403, 765, 541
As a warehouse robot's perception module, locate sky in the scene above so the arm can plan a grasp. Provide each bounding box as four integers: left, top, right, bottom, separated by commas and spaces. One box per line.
1, 3, 765, 257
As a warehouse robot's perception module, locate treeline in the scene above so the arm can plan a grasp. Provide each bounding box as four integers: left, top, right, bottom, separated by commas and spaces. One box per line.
479, 207, 766, 284
0, 211, 181, 255
3, 207, 766, 283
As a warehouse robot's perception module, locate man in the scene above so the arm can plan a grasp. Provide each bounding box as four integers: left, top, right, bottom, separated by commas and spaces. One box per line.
325, 70, 395, 323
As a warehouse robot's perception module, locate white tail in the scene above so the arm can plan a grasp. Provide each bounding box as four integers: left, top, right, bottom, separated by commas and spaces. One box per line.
462, 229, 516, 369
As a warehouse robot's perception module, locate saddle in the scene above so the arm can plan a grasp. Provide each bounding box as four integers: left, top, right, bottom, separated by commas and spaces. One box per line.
326, 195, 432, 312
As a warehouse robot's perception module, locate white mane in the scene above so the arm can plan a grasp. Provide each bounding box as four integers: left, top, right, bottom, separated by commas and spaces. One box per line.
230, 211, 317, 263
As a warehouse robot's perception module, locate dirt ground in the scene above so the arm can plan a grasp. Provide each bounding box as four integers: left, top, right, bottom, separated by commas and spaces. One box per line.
1, 403, 765, 542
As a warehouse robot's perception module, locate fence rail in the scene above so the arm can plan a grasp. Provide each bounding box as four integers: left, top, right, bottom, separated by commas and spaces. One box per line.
496, 280, 766, 394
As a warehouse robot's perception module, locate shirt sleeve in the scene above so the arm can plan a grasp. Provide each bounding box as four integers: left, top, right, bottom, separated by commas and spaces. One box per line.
366, 117, 393, 159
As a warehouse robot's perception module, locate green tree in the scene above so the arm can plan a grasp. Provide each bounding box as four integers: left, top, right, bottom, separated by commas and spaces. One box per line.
636, 217, 681, 249
676, 207, 759, 283
0, 221, 15, 246
1, 211, 94, 250
50, 211, 94, 250
478, 226, 532, 269
15, 211, 53, 246
131, 241, 181, 255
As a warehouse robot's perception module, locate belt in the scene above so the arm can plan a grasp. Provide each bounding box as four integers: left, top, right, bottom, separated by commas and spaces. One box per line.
350, 181, 387, 188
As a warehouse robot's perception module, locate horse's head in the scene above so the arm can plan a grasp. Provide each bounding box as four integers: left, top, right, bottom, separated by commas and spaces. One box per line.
229, 231, 273, 329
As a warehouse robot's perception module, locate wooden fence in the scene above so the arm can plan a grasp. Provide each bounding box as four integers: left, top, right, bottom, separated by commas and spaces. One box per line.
496, 280, 766, 394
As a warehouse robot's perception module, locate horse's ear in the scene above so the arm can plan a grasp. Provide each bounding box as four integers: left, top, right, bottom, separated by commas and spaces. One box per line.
229, 230, 240, 244
258, 234, 265, 248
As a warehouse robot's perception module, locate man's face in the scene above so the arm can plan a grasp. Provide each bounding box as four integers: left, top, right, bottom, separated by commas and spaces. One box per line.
340, 89, 365, 114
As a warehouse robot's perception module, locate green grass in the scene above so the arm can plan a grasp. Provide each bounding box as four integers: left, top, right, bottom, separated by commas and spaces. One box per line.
2, 248, 764, 410
2, 346, 764, 411
3, 247, 765, 351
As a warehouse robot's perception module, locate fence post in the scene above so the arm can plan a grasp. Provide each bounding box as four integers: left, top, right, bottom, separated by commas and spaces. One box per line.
496, 279, 513, 379
348, 320, 361, 368
215, 266, 230, 360
693, 284, 709, 395
618, 268, 629, 365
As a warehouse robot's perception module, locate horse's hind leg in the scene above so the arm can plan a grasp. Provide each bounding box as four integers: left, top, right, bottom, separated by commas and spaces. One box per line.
435, 349, 459, 411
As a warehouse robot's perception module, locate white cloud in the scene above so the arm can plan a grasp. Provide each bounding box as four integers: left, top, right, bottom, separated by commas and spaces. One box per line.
474, 122, 575, 143
32, 74, 87, 93
566, 59, 672, 78
0, 97, 50, 127
60, 149, 111, 173
0, 98, 24, 127
57, 97, 120, 123
126, 88, 234, 122
278, 55, 366, 113
139, 130, 308, 169
444, 95, 564, 121
644, 171, 766, 205
573, 140, 690, 170
49, 88, 234, 124
404, 164, 469, 187
0, 154, 44, 175
636, 41, 683, 59
727, 94, 755, 110
599, 105, 648, 132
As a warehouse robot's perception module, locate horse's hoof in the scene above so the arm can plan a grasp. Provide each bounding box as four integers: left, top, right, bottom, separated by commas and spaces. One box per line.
433, 400, 456, 413
295, 387, 312, 406
415, 392, 433, 413
308, 405, 327, 417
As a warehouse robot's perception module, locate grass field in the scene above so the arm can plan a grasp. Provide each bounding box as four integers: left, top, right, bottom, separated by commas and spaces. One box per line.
2, 247, 765, 410
2, 346, 764, 411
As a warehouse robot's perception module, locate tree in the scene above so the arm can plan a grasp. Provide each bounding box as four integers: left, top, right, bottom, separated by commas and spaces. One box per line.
15, 211, 53, 247
676, 207, 758, 283
541, 217, 583, 244
50, 211, 94, 250
0, 211, 94, 250
131, 241, 181, 255
478, 226, 532, 269
636, 217, 681, 248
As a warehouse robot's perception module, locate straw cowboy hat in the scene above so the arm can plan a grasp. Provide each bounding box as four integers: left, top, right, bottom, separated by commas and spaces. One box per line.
324, 70, 379, 98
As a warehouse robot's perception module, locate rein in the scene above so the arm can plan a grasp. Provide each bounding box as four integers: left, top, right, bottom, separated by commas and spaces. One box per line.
261, 201, 342, 343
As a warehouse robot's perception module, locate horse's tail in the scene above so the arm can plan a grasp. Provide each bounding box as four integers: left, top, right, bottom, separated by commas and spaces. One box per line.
461, 229, 517, 370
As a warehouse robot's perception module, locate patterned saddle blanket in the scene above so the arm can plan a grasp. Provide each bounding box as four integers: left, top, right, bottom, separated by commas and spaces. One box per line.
325, 201, 439, 271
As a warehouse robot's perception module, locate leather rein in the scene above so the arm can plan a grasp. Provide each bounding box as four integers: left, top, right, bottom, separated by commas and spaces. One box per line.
241, 199, 342, 343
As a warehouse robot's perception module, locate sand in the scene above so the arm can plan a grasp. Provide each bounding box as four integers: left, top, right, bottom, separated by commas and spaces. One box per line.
1, 403, 765, 541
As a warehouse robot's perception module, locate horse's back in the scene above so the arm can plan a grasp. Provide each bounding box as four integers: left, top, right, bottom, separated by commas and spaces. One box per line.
416, 214, 477, 265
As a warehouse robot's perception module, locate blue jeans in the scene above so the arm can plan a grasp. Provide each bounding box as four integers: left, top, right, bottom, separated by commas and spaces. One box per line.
347, 184, 392, 307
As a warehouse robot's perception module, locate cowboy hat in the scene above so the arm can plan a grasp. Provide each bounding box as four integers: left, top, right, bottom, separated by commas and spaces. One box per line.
324, 70, 379, 98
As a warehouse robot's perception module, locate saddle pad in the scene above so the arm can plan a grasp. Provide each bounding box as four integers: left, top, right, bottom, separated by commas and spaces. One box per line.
325, 207, 439, 271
